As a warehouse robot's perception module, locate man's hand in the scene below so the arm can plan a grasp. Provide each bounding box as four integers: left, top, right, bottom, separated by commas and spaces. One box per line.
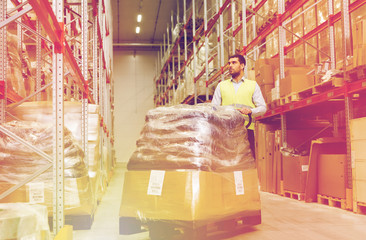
237, 107, 252, 115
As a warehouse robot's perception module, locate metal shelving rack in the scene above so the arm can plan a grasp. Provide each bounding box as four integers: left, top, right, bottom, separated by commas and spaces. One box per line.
154, 0, 366, 211
0, 0, 114, 235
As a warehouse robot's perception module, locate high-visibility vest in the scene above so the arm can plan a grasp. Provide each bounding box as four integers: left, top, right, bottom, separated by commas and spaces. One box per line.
220, 79, 256, 130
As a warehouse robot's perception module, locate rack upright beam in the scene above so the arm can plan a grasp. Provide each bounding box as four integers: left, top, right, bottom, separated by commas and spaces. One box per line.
0, 0, 6, 123
52, 0, 65, 234
82, 0, 89, 168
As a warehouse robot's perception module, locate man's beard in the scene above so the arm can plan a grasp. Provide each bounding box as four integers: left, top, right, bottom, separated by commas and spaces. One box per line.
231, 71, 240, 78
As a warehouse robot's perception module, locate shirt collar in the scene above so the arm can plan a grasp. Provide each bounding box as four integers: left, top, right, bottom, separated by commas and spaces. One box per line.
231, 77, 245, 83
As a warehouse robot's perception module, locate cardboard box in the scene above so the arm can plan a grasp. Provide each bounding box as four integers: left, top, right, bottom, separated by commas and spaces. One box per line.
354, 160, 366, 203
274, 130, 282, 194
255, 123, 277, 191
260, 84, 274, 103
265, 90, 272, 104
0, 204, 50, 240
318, 154, 346, 199
356, 45, 366, 67
257, 65, 274, 85
271, 87, 280, 101
0, 175, 94, 216
350, 117, 366, 204
355, 20, 366, 46
260, 84, 274, 95
266, 132, 275, 193
283, 155, 309, 193
353, 20, 366, 67
119, 169, 261, 223
248, 70, 256, 81
255, 58, 296, 76
280, 67, 314, 97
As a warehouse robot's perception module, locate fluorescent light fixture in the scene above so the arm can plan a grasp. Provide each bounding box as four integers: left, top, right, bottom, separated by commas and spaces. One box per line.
136, 26, 140, 34
137, 14, 142, 22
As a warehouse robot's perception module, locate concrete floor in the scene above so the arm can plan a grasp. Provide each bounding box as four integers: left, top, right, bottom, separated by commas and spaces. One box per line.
74, 164, 366, 240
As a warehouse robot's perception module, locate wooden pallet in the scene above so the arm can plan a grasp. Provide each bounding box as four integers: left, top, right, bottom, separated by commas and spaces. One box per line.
355, 202, 366, 215
312, 78, 344, 94
279, 77, 344, 106
348, 65, 366, 81
317, 194, 346, 210
120, 212, 261, 239
119, 217, 147, 235
284, 190, 305, 201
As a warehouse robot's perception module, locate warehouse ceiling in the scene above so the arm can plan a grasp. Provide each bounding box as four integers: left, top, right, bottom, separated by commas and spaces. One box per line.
112, 0, 191, 50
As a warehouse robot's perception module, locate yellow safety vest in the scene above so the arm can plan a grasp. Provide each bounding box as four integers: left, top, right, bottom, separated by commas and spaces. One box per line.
220, 79, 256, 130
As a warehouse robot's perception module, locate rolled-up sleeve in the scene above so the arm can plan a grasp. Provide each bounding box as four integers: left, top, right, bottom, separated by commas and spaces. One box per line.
251, 83, 267, 117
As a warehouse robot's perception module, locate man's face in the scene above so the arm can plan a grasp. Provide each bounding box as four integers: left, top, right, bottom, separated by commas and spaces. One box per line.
228, 57, 244, 77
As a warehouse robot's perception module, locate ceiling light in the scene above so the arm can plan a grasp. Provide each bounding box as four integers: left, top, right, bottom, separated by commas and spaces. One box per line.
136, 26, 140, 34
137, 14, 142, 22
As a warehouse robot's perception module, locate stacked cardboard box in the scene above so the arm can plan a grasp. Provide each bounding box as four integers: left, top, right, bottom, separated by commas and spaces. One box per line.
255, 123, 277, 191
353, 20, 366, 67
265, 131, 275, 193
350, 117, 366, 210
120, 169, 261, 225
255, 58, 296, 103
274, 130, 283, 195
256, 126, 334, 194
283, 155, 309, 193
7, 32, 27, 98
318, 154, 346, 199
279, 66, 314, 97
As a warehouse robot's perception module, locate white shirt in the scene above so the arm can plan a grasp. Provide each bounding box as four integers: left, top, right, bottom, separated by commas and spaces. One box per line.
211, 78, 267, 117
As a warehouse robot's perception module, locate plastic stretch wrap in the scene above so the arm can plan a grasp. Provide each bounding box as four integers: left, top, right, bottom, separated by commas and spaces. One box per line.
0, 203, 50, 240
9, 102, 101, 165
9, 101, 83, 143
0, 121, 93, 215
128, 104, 254, 171
0, 121, 86, 182
7, 32, 26, 98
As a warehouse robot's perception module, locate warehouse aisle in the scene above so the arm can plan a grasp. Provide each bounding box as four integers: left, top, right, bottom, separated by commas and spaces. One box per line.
74, 164, 366, 240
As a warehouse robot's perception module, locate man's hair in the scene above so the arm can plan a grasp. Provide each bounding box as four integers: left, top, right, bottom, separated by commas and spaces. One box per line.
229, 54, 246, 65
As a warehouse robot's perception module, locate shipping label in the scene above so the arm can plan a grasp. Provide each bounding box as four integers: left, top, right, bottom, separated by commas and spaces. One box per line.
234, 171, 245, 195
27, 182, 45, 204
147, 170, 165, 196
301, 165, 309, 172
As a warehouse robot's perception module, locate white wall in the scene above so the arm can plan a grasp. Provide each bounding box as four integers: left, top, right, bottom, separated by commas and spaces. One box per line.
113, 50, 156, 163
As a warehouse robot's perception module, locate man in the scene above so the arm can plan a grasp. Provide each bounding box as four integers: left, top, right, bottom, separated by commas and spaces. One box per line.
212, 54, 267, 158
